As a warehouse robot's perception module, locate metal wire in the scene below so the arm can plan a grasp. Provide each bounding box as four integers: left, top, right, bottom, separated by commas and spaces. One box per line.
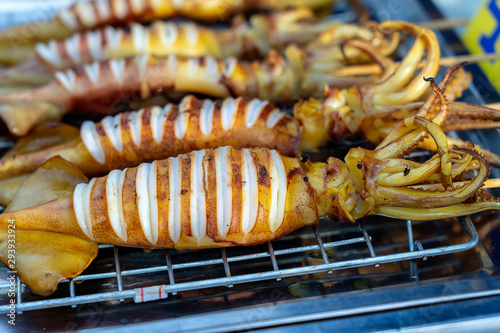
407, 220, 419, 282
165, 250, 177, 296
0, 216, 479, 313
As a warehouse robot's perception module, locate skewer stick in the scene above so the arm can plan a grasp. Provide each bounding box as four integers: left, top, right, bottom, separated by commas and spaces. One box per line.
439, 53, 500, 67
486, 102, 500, 110
418, 18, 469, 30
345, 0, 469, 31
331, 53, 500, 77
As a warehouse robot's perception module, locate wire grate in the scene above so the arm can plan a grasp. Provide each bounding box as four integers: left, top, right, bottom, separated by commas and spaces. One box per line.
0, 216, 478, 313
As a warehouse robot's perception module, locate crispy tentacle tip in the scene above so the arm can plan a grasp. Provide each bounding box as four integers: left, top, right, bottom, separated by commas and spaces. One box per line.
415, 63, 473, 127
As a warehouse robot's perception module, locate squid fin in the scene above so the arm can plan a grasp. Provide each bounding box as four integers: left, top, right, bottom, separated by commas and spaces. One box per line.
5, 155, 88, 213
0, 155, 97, 296
0, 230, 98, 296
0, 102, 62, 137
0, 124, 80, 207
1, 122, 79, 163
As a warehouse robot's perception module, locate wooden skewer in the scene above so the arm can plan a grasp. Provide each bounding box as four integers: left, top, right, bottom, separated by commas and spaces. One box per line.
484, 179, 500, 188
418, 18, 469, 31
410, 178, 500, 191
486, 102, 500, 110
439, 53, 500, 66
345, 0, 469, 31
485, 102, 500, 110
331, 53, 500, 77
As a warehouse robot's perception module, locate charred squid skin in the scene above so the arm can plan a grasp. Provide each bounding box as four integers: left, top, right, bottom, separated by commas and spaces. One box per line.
11, 144, 498, 250
70, 146, 319, 249
2, 19, 424, 136
35, 8, 325, 71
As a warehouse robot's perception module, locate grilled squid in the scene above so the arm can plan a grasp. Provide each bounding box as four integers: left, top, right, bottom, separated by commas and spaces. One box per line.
1, 114, 499, 296
0, 95, 300, 181
1, 8, 357, 86
0, 21, 424, 136
0, 0, 335, 65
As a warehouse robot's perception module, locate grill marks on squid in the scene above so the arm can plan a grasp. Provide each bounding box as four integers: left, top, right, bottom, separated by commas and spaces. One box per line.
80, 96, 285, 164
73, 147, 289, 246
73, 178, 97, 241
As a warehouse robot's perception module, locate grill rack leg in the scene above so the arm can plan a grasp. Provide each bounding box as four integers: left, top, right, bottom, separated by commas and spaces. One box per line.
312, 225, 332, 273
165, 250, 177, 295
360, 220, 379, 267
113, 246, 125, 302
16, 276, 22, 315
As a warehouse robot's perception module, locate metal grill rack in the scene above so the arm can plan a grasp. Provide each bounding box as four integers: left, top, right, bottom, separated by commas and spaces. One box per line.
0, 1, 498, 328
0, 216, 479, 313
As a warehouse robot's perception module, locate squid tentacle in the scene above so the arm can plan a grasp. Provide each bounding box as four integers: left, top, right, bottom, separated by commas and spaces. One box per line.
372, 116, 453, 188
296, 21, 442, 145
